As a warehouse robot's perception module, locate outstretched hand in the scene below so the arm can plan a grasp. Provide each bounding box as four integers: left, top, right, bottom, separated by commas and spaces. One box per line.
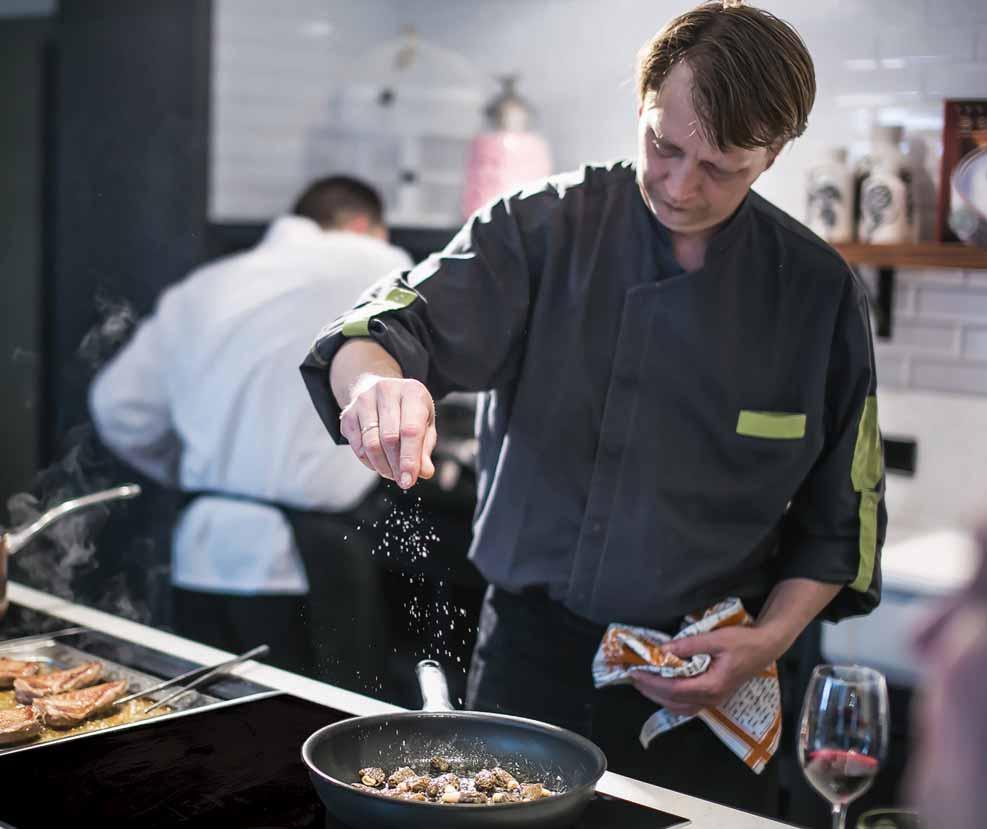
338, 375, 437, 489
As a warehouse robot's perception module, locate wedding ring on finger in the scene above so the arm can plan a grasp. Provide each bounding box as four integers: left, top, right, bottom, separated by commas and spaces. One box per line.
361, 423, 380, 436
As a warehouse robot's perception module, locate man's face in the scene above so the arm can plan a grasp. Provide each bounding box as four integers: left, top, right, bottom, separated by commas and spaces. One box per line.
636, 61, 776, 236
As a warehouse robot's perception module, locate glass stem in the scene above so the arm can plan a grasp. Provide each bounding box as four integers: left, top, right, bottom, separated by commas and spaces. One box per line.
831, 803, 847, 829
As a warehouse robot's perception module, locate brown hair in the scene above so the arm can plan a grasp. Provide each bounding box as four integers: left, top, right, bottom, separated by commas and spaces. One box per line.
637, 2, 815, 151
292, 175, 384, 229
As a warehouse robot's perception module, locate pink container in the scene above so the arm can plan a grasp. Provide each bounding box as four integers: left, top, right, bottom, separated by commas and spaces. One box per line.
463, 131, 552, 218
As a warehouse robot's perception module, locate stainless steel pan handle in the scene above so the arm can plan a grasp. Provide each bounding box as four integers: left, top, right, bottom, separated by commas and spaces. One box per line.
416, 658, 456, 712
3, 484, 141, 556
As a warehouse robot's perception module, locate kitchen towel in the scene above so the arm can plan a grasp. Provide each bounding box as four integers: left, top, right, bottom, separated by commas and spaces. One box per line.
592, 598, 781, 774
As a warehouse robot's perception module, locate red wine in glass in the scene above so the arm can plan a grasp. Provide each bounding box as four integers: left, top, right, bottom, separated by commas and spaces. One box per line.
803, 748, 880, 804
798, 665, 889, 829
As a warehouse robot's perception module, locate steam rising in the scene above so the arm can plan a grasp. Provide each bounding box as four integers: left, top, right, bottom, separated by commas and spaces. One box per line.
4, 297, 158, 624
6, 426, 115, 602
78, 296, 137, 370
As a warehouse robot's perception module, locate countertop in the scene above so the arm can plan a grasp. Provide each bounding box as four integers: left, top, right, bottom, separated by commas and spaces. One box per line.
7, 580, 799, 829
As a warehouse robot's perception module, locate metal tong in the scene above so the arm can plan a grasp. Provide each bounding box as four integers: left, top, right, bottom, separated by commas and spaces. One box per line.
117, 644, 270, 713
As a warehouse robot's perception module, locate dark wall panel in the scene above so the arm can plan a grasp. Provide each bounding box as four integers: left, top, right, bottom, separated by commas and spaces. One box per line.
0, 18, 50, 503
34, 0, 212, 624
51, 0, 212, 434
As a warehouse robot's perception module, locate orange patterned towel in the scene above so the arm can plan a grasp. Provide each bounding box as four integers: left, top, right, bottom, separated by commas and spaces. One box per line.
591, 598, 781, 774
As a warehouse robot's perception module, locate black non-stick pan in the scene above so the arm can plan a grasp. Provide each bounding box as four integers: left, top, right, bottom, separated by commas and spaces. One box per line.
302, 660, 607, 828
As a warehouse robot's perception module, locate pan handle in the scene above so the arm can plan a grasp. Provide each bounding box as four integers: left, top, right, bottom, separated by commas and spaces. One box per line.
416, 659, 456, 712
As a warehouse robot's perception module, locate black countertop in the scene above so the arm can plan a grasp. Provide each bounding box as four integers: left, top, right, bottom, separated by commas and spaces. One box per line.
0, 692, 687, 828
0, 603, 689, 829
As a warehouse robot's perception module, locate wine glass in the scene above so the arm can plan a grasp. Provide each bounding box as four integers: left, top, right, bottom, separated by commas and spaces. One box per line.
798, 664, 890, 829
856, 808, 923, 829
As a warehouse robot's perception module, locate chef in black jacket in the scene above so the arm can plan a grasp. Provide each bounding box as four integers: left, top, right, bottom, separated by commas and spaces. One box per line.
300, 2, 885, 816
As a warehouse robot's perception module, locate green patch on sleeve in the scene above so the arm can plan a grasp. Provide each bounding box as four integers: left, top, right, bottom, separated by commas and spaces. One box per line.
851, 396, 883, 490
736, 410, 807, 440
849, 395, 883, 593
340, 287, 419, 337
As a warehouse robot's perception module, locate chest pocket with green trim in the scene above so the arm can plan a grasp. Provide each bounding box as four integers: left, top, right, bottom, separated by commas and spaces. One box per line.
736, 410, 807, 440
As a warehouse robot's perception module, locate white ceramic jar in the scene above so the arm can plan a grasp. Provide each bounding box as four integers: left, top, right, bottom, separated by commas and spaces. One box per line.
806, 147, 855, 244
857, 125, 916, 244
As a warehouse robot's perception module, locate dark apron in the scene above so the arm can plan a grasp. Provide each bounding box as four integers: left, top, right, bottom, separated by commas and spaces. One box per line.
180, 489, 390, 685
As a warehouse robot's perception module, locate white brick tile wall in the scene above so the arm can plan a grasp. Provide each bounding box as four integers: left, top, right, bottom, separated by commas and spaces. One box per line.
923, 62, 987, 98
859, 267, 916, 314
826, 65, 924, 110
886, 319, 960, 351
871, 268, 987, 396
210, 0, 987, 397
855, 0, 927, 20
911, 358, 987, 394
875, 350, 910, 388
802, 27, 877, 64
880, 24, 977, 62
964, 327, 987, 359
927, 0, 987, 24
898, 267, 965, 287
916, 285, 987, 320
892, 282, 917, 317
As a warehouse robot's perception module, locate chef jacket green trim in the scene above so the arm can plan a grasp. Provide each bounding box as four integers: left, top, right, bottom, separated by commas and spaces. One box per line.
849, 395, 883, 593
340, 287, 419, 337
736, 410, 807, 440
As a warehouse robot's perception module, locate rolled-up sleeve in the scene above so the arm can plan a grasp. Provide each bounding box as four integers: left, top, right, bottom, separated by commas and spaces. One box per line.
301, 198, 534, 443
779, 275, 886, 621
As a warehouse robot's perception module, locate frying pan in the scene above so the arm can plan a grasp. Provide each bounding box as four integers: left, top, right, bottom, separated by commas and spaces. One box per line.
302, 659, 607, 828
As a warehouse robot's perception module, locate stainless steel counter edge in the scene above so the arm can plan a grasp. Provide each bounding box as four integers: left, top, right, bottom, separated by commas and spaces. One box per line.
8, 581, 799, 829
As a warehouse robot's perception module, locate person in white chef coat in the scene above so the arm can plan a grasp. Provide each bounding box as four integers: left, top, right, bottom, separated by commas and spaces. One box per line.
89, 176, 412, 675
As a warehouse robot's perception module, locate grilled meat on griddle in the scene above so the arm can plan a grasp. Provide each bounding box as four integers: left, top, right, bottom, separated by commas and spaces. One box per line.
0, 706, 42, 746
32, 679, 128, 728
0, 657, 42, 688
13, 661, 103, 704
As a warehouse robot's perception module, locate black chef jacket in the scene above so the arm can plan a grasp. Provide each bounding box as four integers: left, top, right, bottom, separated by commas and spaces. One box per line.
301, 161, 885, 627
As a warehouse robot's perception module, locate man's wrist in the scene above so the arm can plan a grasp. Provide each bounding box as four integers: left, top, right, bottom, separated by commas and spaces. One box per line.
330, 338, 403, 409
349, 372, 385, 400
751, 618, 798, 663
752, 578, 844, 661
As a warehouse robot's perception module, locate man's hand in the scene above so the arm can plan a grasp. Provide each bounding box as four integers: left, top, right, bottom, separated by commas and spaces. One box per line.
630, 625, 782, 717
631, 579, 843, 716
338, 375, 437, 489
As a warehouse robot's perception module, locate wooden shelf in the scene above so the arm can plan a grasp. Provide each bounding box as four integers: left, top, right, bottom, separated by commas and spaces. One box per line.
832, 243, 987, 339
834, 242, 987, 270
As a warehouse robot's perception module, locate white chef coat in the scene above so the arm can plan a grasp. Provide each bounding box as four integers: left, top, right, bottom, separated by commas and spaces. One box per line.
89, 215, 412, 594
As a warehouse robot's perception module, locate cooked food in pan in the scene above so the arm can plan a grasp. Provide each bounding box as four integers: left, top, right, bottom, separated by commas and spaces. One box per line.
13, 661, 103, 704
0, 657, 166, 747
0, 707, 42, 746
353, 761, 556, 805
0, 657, 42, 688
33, 679, 128, 728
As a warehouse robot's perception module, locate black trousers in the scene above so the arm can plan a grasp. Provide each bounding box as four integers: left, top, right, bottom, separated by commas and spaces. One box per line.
465, 585, 780, 818
171, 586, 314, 675
170, 508, 390, 687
